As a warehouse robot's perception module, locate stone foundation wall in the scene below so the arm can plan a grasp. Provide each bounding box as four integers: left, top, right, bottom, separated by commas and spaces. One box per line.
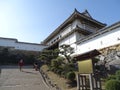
97, 44, 120, 74
99, 44, 120, 55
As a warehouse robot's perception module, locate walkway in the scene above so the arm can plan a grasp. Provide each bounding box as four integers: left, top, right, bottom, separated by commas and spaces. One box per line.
0, 65, 50, 90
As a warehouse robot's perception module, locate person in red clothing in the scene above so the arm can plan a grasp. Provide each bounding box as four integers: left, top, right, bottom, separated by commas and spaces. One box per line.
33, 62, 38, 71
18, 59, 24, 71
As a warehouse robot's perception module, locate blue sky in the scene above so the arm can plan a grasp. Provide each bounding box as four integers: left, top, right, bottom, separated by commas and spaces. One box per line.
0, 0, 120, 43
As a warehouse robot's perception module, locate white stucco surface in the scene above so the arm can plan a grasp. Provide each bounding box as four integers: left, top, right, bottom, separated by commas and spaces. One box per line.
0, 38, 47, 51
76, 26, 120, 55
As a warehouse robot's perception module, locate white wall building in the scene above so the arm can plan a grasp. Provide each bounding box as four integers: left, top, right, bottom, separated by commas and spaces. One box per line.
43, 9, 120, 58
0, 9, 120, 55
76, 22, 120, 55
0, 37, 47, 51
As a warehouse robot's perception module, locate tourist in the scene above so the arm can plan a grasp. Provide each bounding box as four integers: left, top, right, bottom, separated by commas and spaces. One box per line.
18, 59, 24, 71
33, 62, 38, 71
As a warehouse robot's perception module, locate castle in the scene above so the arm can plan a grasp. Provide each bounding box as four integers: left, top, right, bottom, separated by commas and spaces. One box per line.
0, 9, 120, 57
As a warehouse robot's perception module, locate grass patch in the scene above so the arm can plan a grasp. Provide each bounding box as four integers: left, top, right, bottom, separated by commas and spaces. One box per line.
41, 64, 106, 90
41, 64, 77, 90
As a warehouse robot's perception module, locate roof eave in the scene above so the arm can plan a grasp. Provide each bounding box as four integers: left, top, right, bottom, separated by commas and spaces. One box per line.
43, 10, 106, 44
76, 21, 120, 44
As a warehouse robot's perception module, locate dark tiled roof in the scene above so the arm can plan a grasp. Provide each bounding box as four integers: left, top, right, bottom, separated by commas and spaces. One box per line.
43, 9, 106, 44
16, 41, 47, 46
0, 37, 17, 42
76, 21, 120, 44
81, 9, 92, 18
0, 37, 47, 46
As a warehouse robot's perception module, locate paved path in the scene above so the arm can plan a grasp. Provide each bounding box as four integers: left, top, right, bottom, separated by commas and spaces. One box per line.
0, 66, 50, 90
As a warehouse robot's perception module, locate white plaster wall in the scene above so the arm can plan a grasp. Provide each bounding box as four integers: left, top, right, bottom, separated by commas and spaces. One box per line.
76, 32, 85, 41
61, 19, 82, 37
59, 33, 76, 46
72, 19, 82, 29
76, 27, 120, 55
47, 19, 82, 45
72, 19, 97, 33
71, 19, 97, 33
0, 38, 47, 51
15, 43, 46, 51
60, 25, 72, 37
0, 39, 16, 47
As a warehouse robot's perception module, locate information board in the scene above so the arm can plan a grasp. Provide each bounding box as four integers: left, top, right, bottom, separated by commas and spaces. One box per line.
78, 59, 93, 74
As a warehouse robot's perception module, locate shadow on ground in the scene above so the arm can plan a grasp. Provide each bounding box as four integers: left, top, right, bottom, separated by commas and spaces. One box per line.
0, 65, 33, 69
22, 70, 38, 75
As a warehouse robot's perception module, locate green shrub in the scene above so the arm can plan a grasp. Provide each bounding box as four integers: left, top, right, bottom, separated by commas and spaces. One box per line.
63, 63, 75, 72
61, 71, 65, 77
106, 75, 116, 81
116, 70, 120, 81
50, 67, 56, 72
67, 71, 76, 81
51, 59, 59, 68
56, 56, 64, 65
116, 75, 120, 81
56, 56, 64, 61
116, 70, 120, 76
105, 80, 120, 90
56, 69, 62, 75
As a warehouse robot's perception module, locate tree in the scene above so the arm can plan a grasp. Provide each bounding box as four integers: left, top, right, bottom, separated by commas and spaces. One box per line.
59, 44, 74, 63
38, 49, 59, 65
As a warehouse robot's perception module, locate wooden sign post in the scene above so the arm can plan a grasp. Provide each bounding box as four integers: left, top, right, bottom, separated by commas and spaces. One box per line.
77, 59, 102, 90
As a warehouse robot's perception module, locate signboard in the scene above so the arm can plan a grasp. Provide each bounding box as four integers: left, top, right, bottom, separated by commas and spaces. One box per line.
78, 59, 93, 74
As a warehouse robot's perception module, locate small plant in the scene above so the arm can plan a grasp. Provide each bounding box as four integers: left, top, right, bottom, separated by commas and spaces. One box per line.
67, 71, 76, 81
105, 80, 120, 90
106, 75, 116, 81
51, 59, 59, 68
116, 70, 120, 75
116, 70, 120, 81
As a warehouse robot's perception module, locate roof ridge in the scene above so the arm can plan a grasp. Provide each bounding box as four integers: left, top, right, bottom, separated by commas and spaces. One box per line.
82, 9, 92, 18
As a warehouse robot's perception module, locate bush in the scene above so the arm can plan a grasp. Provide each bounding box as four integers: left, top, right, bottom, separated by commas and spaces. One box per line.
116, 70, 120, 81
56, 69, 62, 75
51, 59, 59, 68
106, 75, 116, 81
50, 67, 56, 72
116, 70, 120, 75
105, 80, 120, 90
116, 75, 120, 81
67, 71, 76, 81
56, 56, 64, 61
63, 63, 75, 72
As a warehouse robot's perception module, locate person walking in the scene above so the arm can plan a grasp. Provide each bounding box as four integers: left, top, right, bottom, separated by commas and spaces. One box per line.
33, 62, 38, 71
18, 59, 24, 71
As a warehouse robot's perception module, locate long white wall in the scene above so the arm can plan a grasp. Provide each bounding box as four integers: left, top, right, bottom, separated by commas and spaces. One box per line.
0, 38, 16, 47
0, 38, 47, 51
15, 42, 47, 51
76, 26, 120, 55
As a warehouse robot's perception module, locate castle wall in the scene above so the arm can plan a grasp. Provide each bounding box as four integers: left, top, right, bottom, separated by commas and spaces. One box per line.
0, 38, 47, 51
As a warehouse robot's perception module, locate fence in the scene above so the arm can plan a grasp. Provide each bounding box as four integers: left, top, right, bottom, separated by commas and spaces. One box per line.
77, 74, 102, 90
